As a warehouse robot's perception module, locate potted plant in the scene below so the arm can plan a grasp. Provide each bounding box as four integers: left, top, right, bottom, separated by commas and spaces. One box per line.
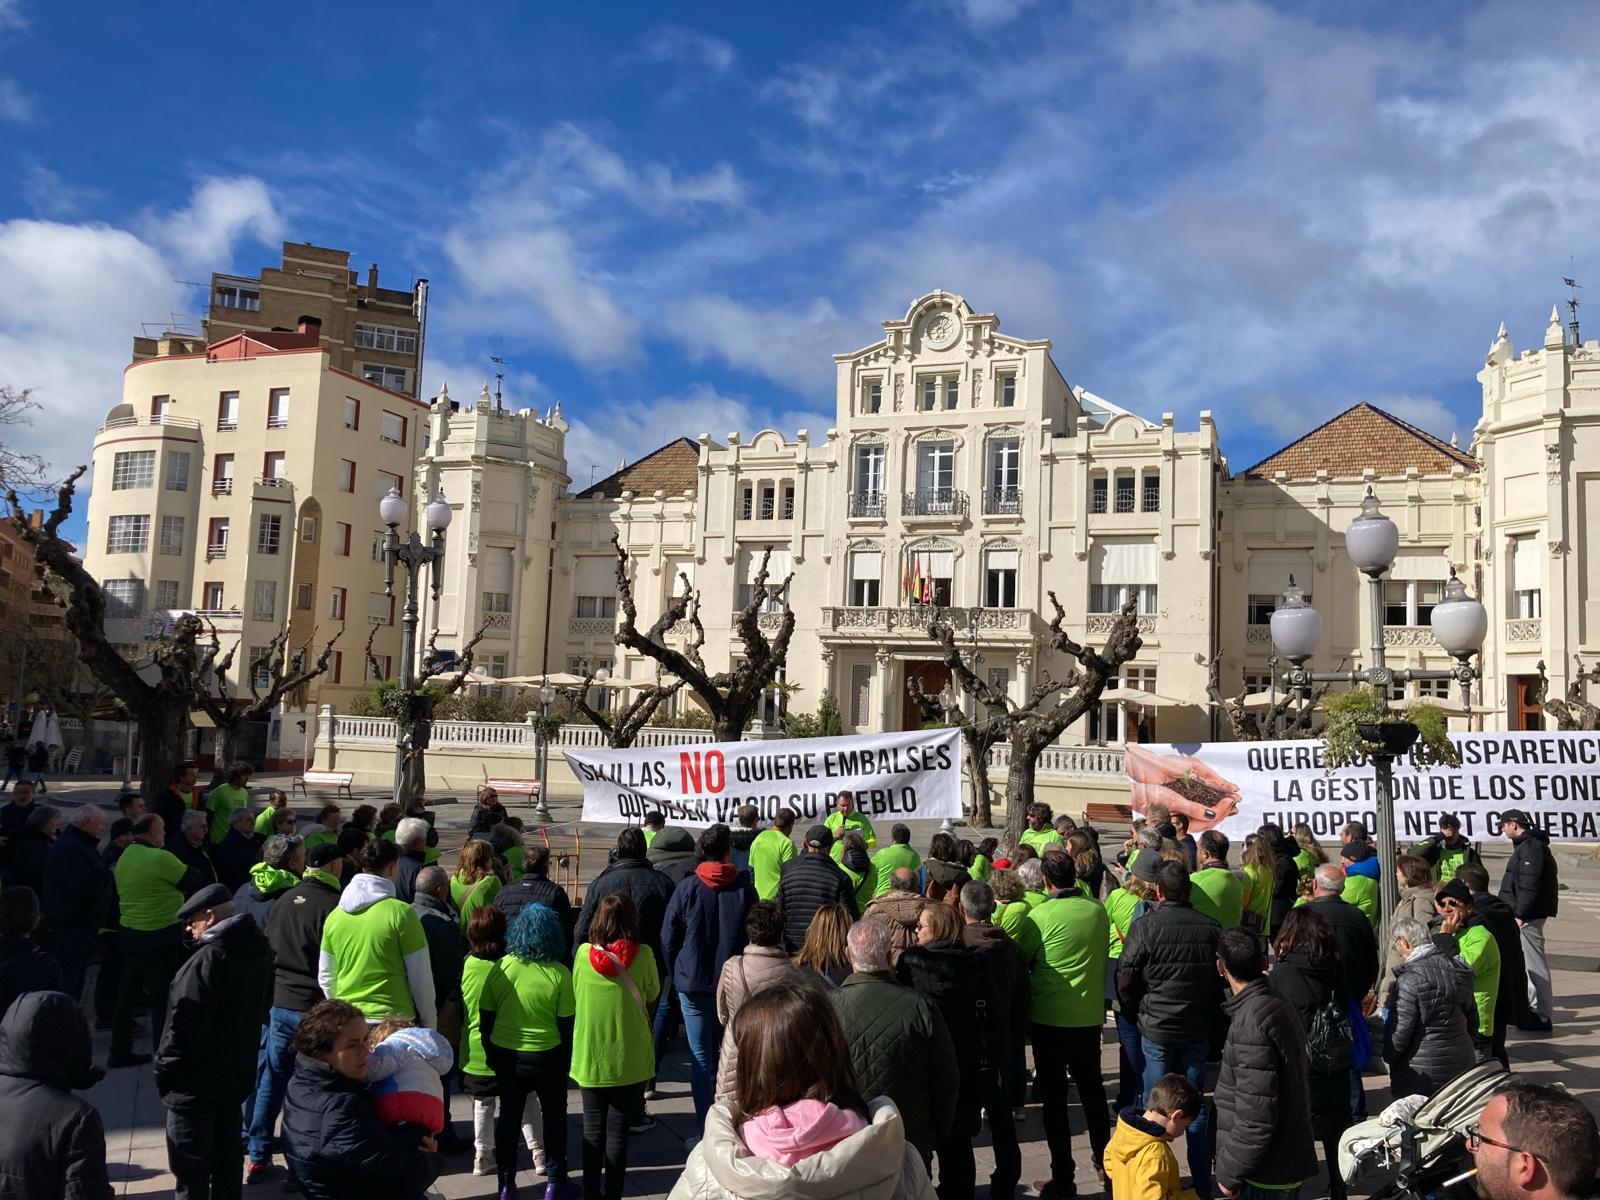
1321, 683, 1460, 769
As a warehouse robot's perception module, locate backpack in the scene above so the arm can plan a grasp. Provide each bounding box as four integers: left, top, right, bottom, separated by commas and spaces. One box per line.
1307, 996, 1354, 1074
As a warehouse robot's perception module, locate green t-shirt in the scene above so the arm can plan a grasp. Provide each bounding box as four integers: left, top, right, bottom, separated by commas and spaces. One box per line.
825, 811, 877, 860
254, 806, 282, 838
839, 862, 874, 913
206, 782, 250, 843
748, 828, 795, 901
643, 827, 658, 848
1292, 848, 1316, 883
481, 956, 575, 1052
1019, 827, 1063, 854
455, 874, 503, 935
871, 843, 921, 897
1191, 865, 1244, 931
114, 842, 188, 931
1023, 889, 1047, 910
504, 845, 525, 881
1240, 864, 1273, 934
302, 825, 338, 850
569, 944, 660, 1089
1457, 923, 1502, 1037
319, 897, 429, 1019
1104, 886, 1142, 959
461, 955, 499, 1078
996, 900, 1030, 941
1342, 874, 1379, 931
968, 854, 991, 882
1018, 892, 1110, 1028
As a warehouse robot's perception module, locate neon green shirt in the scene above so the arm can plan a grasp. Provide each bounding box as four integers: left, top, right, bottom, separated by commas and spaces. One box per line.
1240, 864, 1273, 934
1019, 827, 1063, 854
1023, 889, 1048, 910
454, 874, 503, 935
1342, 874, 1379, 931
460, 955, 498, 1078
1018, 892, 1110, 1028
569, 944, 660, 1088
254, 806, 283, 838
871, 843, 921, 897
114, 842, 187, 931
968, 854, 991, 882
747, 828, 795, 901
1104, 886, 1142, 959
1457, 923, 1501, 1037
1191, 865, 1244, 930
205, 782, 250, 843
481, 956, 575, 1052
319, 897, 430, 1020
825, 811, 877, 860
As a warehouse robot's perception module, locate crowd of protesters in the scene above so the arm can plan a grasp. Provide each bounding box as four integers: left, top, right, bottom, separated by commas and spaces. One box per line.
0, 767, 1590, 1200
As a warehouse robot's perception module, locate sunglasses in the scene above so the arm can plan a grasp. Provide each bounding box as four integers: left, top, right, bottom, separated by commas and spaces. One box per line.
1464, 1125, 1540, 1159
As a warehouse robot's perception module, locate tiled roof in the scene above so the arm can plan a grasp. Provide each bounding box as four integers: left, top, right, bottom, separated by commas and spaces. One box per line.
1240, 402, 1477, 480
575, 437, 702, 500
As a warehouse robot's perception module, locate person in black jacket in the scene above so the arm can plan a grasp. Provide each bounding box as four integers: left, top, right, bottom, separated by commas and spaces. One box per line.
1454, 862, 1527, 1065
247, 843, 344, 1181
1496, 810, 1557, 1032
392, 817, 430, 903
1305, 863, 1381, 1123
574, 828, 675, 967
157, 883, 275, 1200
233, 834, 304, 932
0, 886, 62, 1016
775, 825, 859, 953
959, 880, 1029, 1200
4, 804, 57, 894
281, 998, 440, 1200
212, 808, 261, 893
646, 825, 697, 885
166, 810, 217, 891
0, 990, 112, 1200
1262, 822, 1303, 935
1216, 928, 1317, 1198
493, 843, 576, 955
1116, 861, 1222, 1197
40, 805, 114, 1006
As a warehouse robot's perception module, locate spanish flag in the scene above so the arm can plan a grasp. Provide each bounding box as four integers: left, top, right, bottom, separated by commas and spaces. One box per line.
910, 554, 923, 606
901, 555, 912, 604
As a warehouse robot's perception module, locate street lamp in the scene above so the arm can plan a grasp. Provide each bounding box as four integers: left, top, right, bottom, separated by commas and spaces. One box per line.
936, 684, 959, 834
534, 681, 556, 823
1269, 488, 1487, 928
380, 486, 452, 808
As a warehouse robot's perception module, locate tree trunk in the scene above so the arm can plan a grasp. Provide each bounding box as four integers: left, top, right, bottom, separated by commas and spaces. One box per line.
1002, 733, 1042, 845
137, 701, 192, 799
403, 748, 426, 805
213, 721, 239, 771
964, 736, 993, 829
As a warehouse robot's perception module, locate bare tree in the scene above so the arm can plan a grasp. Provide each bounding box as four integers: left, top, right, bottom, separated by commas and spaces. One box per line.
561, 666, 685, 748
389, 622, 491, 800
0, 387, 47, 493
1198, 652, 1331, 741
927, 594, 1143, 843
194, 622, 344, 767
611, 533, 794, 742
907, 675, 1004, 827
1535, 658, 1600, 731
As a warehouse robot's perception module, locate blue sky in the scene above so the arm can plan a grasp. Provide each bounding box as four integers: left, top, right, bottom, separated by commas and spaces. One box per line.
3, 0, 1598, 536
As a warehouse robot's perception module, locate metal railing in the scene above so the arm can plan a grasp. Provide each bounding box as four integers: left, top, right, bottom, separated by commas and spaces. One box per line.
983, 486, 1022, 515
212, 478, 233, 494
205, 543, 228, 559
903, 488, 968, 517
97, 414, 201, 433
848, 492, 887, 518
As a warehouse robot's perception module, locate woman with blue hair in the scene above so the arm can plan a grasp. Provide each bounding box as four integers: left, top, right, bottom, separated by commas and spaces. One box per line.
480, 901, 575, 1200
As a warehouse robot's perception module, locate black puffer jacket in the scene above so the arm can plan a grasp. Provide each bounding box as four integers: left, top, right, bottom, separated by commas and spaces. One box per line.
40, 825, 114, 931
960, 920, 1031, 1070
1215, 978, 1317, 1191
281, 1054, 439, 1200
1471, 890, 1528, 1031
1498, 826, 1558, 920
573, 857, 675, 965
897, 939, 988, 1130
1382, 944, 1477, 1099
1270, 834, 1302, 933
1115, 900, 1224, 1047
1266, 948, 1349, 1138
493, 874, 576, 956
828, 971, 958, 1159
775, 851, 858, 952
0, 991, 111, 1200
265, 873, 342, 1011
155, 914, 275, 1107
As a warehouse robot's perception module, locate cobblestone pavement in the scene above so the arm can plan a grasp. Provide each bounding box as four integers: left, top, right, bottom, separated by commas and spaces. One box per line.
36, 774, 1600, 1198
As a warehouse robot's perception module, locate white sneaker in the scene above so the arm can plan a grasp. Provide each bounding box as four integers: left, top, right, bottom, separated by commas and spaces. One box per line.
532, 1150, 548, 1176
473, 1150, 496, 1177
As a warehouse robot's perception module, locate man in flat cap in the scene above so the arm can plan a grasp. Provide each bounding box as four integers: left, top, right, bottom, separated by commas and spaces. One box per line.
156, 882, 274, 1200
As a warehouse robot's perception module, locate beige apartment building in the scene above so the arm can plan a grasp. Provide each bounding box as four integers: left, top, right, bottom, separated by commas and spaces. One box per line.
82, 325, 428, 718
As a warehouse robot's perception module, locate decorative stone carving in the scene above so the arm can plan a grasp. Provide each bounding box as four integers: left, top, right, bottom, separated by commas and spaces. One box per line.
1382, 626, 1435, 647
568, 616, 618, 636
972, 375, 984, 406
755, 612, 784, 633
1506, 619, 1543, 643
470, 480, 482, 512
1087, 614, 1157, 635
893, 375, 905, 411
1246, 625, 1272, 644
922, 312, 960, 350
1549, 541, 1568, 556
1546, 442, 1562, 483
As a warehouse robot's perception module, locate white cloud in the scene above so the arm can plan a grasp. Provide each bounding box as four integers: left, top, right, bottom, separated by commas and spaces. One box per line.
147, 176, 283, 273
0, 0, 26, 34
0, 78, 33, 123
623, 25, 735, 75
536, 124, 745, 210
660, 294, 858, 396
19, 164, 100, 218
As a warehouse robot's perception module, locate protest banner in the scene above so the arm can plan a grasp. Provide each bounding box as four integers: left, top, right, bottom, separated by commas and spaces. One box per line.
1125, 732, 1600, 842
569, 727, 962, 828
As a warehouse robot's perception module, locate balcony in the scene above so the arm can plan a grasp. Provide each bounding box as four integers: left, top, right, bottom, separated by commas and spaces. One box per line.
1086, 611, 1158, 636
820, 605, 1041, 639
1505, 618, 1543, 644
217, 420, 237, 432
848, 492, 887, 518
1383, 625, 1435, 648
983, 486, 1022, 516
903, 488, 968, 519
483, 611, 512, 633
212, 478, 233, 495
96, 414, 201, 434
569, 615, 616, 636
267, 416, 289, 429
205, 543, 228, 560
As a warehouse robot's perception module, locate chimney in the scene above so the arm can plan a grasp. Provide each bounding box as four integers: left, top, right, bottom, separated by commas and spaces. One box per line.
367, 263, 379, 292
296, 315, 322, 338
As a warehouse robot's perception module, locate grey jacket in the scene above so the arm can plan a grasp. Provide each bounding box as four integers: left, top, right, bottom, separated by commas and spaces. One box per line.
1382, 943, 1477, 1098
712, 946, 801, 1104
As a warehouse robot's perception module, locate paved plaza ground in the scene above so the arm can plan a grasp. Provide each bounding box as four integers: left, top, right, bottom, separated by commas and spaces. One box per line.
33, 772, 1600, 1198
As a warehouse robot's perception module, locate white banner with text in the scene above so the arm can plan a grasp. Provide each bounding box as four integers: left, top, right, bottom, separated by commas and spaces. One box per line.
1125, 732, 1600, 841
569, 727, 963, 828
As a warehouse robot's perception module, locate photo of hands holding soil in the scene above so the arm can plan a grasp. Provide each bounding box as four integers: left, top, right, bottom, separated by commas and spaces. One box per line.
1124, 742, 1242, 831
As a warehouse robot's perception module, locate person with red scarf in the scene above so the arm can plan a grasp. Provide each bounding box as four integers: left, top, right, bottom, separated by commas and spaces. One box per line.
661, 823, 757, 1126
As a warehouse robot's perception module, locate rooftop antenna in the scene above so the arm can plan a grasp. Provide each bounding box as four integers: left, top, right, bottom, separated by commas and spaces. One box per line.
1564, 268, 1582, 345
489, 355, 506, 410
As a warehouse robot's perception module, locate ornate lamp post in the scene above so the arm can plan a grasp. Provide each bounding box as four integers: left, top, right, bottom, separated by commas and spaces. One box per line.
1268, 489, 1487, 927
380, 486, 452, 808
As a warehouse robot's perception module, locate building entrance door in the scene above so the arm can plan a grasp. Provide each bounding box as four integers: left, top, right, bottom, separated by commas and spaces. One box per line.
1509, 675, 1545, 730
900, 661, 952, 731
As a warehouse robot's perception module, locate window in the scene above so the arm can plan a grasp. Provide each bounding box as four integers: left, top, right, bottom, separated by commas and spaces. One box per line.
214, 282, 259, 310
367, 592, 392, 625
335, 522, 351, 556
1243, 672, 1275, 695
380, 411, 406, 446
984, 547, 1019, 608
300, 516, 317, 544
904, 547, 953, 607
267, 388, 290, 428
295, 582, 313, 610
759, 484, 776, 520
915, 441, 956, 494
849, 549, 881, 606
1385, 565, 1447, 626
160, 515, 185, 556
851, 664, 872, 728
1090, 475, 1108, 513
354, 324, 418, 354
574, 596, 616, 619
1092, 667, 1157, 744
263, 451, 286, 481
150, 394, 173, 422
212, 453, 234, 494
217, 392, 239, 430
944, 378, 958, 410
1089, 537, 1158, 614
781, 484, 795, 520
362, 364, 408, 392
206, 518, 229, 558
739, 486, 753, 520
246, 645, 273, 688
1384, 580, 1410, 627
735, 548, 791, 612
252, 580, 277, 622
331, 651, 342, 685
343, 397, 360, 430
483, 591, 512, 613
256, 514, 282, 555
1114, 471, 1136, 513
918, 375, 960, 411
165, 450, 190, 491
986, 438, 1021, 513
365, 653, 393, 682
329, 588, 346, 620
863, 381, 882, 414
1142, 471, 1160, 512
111, 450, 155, 490
103, 579, 146, 619
105, 514, 150, 554
339, 460, 356, 493
202, 582, 225, 610
1247, 594, 1279, 625
375, 470, 402, 500
1090, 583, 1158, 613
153, 579, 179, 610
921, 379, 937, 412
988, 667, 1012, 696
999, 373, 1017, 408
852, 444, 886, 515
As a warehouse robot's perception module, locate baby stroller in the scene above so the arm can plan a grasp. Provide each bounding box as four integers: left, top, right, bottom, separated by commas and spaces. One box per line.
1338, 1061, 1510, 1200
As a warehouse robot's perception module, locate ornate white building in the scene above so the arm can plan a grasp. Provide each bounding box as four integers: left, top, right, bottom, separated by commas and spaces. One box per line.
414, 292, 1598, 741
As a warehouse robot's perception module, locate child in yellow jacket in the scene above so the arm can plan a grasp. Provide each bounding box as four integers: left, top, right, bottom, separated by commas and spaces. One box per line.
1104, 1073, 1202, 1200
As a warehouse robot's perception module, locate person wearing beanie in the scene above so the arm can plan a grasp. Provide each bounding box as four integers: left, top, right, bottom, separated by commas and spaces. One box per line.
1433, 877, 1502, 1059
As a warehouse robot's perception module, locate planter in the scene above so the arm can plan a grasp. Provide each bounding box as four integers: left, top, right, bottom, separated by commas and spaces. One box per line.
1356, 720, 1419, 759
